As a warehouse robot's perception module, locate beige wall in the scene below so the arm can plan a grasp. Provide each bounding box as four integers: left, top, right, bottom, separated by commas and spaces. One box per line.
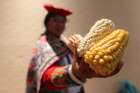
0, 0, 140, 93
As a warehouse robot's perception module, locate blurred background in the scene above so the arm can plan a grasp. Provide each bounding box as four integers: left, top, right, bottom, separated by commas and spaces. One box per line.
0, 0, 139, 93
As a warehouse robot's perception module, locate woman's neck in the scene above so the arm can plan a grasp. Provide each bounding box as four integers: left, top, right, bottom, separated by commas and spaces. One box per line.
45, 31, 61, 39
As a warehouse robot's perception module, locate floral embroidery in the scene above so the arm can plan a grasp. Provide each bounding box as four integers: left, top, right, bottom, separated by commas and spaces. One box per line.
51, 67, 68, 87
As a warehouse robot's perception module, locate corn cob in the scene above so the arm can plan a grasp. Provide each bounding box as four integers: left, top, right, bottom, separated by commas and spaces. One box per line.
77, 18, 115, 57
84, 29, 129, 76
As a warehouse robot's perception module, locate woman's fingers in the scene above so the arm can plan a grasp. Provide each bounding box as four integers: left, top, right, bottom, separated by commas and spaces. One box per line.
68, 35, 81, 62
68, 38, 76, 53
68, 34, 81, 48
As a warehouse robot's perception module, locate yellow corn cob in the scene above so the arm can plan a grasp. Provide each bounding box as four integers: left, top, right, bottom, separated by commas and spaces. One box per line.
84, 29, 129, 76
77, 18, 115, 57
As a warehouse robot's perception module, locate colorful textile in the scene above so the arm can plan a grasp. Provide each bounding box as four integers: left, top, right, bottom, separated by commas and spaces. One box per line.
26, 33, 85, 93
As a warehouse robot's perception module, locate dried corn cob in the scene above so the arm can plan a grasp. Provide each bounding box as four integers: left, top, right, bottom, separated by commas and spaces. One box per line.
77, 18, 115, 57
84, 29, 129, 76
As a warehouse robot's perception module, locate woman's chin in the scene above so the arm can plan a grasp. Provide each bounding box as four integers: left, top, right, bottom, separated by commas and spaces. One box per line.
56, 32, 63, 37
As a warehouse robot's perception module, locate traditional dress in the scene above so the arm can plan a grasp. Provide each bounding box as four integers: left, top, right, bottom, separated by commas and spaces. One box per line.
26, 32, 85, 93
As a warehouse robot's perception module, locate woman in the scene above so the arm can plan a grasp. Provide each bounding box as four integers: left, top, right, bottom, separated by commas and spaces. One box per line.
26, 4, 123, 93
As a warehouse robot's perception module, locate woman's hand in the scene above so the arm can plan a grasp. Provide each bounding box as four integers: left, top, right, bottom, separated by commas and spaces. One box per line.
68, 34, 96, 81
68, 34, 83, 53
68, 34, 124, 81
